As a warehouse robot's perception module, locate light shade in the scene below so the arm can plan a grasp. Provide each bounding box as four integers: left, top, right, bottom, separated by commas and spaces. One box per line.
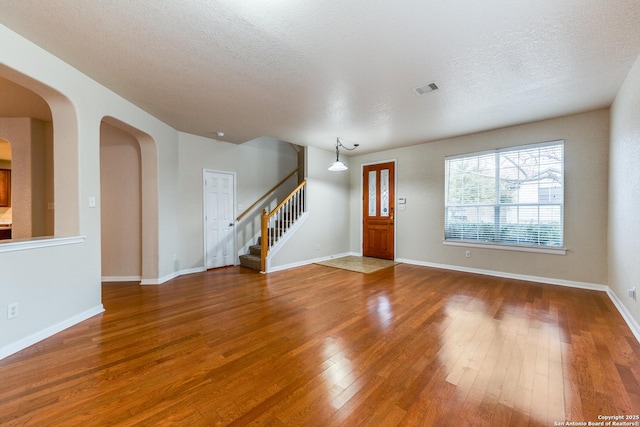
329, 137, 358, 171
328, 160, 348, 171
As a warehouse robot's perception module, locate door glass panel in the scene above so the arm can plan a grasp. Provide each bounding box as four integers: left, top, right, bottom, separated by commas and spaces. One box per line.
369, 171, 377, 216
381, 169, 389, 217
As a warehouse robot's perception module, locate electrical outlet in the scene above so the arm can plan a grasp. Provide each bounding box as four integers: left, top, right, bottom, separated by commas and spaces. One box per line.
7, 302, 18, 319
465, 250, 471, 258
628, 287, 637, 299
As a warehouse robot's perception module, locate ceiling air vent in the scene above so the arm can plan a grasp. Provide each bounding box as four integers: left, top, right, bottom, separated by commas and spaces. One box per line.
414, 82, 439, 96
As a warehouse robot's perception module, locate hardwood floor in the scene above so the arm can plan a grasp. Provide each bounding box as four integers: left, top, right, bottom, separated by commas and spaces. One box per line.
1, 264, 640, 426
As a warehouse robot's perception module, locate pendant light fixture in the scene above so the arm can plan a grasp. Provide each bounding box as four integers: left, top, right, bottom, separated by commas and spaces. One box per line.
328, 138, 359, 171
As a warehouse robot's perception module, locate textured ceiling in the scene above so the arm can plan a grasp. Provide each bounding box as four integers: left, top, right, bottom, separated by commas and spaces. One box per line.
1, 1, 639, 154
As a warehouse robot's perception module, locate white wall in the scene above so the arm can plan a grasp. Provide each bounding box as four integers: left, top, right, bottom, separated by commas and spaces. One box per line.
0, 24, 179, 358
0, 22, 303, 358
270, 146, 351, 268
609, 54, 640, 328
1, 15, 636, 358
178, 133, 299, 270
349, 110, 610, 286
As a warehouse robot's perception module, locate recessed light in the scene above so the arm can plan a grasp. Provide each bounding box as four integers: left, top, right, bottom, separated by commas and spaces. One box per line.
216, 131, 225, 137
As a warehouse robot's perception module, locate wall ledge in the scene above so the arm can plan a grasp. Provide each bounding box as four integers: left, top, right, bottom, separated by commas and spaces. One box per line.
0, 236, 86, 253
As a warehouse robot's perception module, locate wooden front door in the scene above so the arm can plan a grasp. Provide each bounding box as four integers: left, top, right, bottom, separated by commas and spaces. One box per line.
363, 161, 395, 260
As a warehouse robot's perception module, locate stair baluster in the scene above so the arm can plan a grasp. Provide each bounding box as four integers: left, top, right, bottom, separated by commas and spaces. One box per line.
258, 180, 306, 272
239, 180, 307, 272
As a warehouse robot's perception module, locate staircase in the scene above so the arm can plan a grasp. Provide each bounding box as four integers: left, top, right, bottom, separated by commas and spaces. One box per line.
239, 238, 262, 270
239, 180, 307, 272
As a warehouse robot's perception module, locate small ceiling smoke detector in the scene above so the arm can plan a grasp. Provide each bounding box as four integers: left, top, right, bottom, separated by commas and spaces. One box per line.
414, 82, 439, 96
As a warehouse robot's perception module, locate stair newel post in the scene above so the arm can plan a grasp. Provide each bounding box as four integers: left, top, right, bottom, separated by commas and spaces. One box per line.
261, 208, 268, 272
240, 180, 308, 272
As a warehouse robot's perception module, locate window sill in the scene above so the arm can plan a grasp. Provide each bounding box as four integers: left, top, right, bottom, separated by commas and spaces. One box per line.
443, 240, 567, 255
0, 236, 86, 253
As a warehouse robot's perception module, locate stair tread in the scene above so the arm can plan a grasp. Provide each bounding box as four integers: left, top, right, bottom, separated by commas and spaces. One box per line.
241, 204, 307, 271
239, 253, 261, 271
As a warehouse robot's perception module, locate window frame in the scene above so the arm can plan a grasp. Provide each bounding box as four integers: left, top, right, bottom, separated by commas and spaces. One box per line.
443, 140, 566, 255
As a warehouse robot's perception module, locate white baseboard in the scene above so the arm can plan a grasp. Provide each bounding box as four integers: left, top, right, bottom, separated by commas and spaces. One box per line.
178, 267, 207, 276
101, 275, 142, 283
606, 289, 640, 344
397, 257, 640, 343
397, 258, 608, 291
267, 251, 356, 273
141, 271, 179, 285
0, 305, 105, 360
140, 267, 205, 285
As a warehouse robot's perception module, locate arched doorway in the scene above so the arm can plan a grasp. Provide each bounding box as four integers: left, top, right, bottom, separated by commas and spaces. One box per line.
0, 76, 55, 239
100, 122, 142, 280
100, 117, 159, 283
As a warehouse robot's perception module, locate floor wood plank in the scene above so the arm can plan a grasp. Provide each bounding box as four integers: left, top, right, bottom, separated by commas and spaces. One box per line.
1, 264, 640, 426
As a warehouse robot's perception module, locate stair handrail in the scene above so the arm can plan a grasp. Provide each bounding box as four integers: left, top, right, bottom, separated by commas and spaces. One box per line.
261, 179, 307, 271
236, 167, 300, 222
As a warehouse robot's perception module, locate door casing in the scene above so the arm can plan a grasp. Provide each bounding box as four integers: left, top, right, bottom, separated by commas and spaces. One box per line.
203, 169, 236, 269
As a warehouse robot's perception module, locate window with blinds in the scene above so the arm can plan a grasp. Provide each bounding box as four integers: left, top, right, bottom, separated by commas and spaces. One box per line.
444, 141, 564, 248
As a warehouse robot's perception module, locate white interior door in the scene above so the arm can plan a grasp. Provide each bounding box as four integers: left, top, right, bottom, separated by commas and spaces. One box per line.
204, 170, 235, 269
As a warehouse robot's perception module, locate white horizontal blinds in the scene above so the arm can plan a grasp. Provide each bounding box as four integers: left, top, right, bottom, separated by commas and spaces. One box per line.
445, 141, 564, 248
445, 152, 496, 241
497, 143, 563, 246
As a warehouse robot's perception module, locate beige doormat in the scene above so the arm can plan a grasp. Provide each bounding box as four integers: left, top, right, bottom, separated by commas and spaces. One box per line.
315, 256, 399, 274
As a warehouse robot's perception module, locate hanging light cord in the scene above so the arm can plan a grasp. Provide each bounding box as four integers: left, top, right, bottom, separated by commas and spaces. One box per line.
335, 137, 359, 160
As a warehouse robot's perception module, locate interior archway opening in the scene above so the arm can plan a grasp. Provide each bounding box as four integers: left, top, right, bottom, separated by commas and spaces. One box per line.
0, 75, 55, 240
100, 116, 159, 283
